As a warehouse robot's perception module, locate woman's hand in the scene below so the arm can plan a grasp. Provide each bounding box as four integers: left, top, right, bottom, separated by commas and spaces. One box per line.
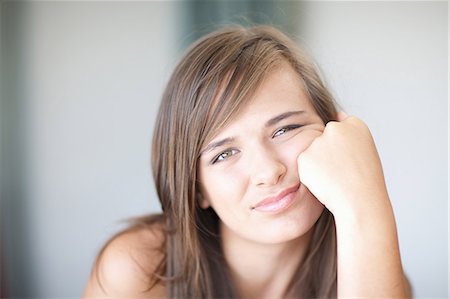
298, 112, 410, 298
297, 111, 390, 219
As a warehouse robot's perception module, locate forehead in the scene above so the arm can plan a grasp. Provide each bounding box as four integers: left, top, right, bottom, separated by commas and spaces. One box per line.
230, 63, 313, 123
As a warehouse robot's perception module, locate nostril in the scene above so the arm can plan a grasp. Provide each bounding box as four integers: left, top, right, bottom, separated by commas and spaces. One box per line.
251, 159, 286, 186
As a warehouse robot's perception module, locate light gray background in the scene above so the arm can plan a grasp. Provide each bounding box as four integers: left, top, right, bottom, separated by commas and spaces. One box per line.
1, 1, 448, 298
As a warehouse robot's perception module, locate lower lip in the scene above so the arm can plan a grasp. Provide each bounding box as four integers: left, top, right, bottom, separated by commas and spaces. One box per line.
253, 188, 299, 213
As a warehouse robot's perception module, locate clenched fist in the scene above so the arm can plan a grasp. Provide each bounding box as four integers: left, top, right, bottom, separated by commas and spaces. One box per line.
297, 112, 390, 219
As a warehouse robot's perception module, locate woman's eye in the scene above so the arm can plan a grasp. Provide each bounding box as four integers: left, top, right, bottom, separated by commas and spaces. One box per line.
212, 149, 239, 164
272, 125, 302, 138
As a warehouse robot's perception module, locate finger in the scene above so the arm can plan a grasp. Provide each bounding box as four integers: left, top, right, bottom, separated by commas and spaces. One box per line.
336, 111, 349, 122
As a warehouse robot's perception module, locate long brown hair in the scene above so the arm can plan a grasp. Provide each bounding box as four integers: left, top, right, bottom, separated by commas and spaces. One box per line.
150, 25, 338, 298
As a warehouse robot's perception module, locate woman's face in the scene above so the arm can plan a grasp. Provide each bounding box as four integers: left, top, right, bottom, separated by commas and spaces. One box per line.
198, 62, 326, 244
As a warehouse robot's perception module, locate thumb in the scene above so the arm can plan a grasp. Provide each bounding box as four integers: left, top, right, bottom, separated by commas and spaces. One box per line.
336, 110, 349, 122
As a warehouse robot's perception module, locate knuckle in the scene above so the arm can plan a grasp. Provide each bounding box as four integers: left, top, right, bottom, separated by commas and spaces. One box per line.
325, 120, 338, 130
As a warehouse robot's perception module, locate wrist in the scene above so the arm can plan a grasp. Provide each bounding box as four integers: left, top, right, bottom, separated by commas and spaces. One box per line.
329, 191, 393, 226
332, 195, 406, 298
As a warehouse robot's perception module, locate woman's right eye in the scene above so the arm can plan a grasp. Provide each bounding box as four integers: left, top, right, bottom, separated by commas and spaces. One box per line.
212, 149, 239, 164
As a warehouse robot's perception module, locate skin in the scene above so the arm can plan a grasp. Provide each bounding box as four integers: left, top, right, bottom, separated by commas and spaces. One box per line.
82, 227, 166, 298
299, 112, 409, 297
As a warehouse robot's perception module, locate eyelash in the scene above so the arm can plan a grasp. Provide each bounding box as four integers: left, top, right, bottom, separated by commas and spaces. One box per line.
272, 124, 303, 138
212, 148, 240, 164
211, 124, 303, 164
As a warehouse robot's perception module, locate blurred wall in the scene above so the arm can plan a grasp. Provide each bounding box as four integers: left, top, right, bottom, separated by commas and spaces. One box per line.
1, 1, 447, 298
294, 2, 448, 297
2, 2, 181, 297
181, 1, 301, 46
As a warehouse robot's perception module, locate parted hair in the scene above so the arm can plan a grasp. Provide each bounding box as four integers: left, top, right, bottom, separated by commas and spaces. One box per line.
97, 25, 338, 299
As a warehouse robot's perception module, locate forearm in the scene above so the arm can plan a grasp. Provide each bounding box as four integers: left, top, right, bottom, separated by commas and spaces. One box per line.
334, 196, 408, 298
297, 114, 410, 297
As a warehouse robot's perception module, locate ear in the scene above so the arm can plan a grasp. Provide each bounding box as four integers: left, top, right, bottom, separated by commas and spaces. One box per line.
199, 197, 210, 209
197, 190, 210, 209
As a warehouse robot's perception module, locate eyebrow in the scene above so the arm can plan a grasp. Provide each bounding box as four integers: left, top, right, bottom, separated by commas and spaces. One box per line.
201, 137, 235, 155
264, 110, 306, 128
201, 110, 306, 155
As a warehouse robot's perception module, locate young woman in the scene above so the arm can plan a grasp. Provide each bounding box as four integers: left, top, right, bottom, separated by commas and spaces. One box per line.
83, 25, 411, 298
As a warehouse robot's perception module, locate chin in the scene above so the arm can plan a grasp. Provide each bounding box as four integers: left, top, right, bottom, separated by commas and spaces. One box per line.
250, 193, 325, 245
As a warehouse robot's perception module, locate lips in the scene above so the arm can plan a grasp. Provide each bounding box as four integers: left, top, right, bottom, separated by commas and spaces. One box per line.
251, 183, 301, 213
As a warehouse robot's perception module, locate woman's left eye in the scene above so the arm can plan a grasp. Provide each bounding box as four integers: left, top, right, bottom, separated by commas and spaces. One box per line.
272, 125, 302, 138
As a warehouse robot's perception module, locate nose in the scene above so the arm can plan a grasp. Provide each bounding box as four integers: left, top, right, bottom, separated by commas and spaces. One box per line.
249, 145, 286, 186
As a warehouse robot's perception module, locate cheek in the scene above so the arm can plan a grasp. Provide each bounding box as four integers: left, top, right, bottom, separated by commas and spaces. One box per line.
200, 169, 246, 209
279, 130, 323, 163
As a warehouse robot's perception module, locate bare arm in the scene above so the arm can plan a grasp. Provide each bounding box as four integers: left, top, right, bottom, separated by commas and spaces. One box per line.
298, 112, 410, 297
334, 195, 409, 297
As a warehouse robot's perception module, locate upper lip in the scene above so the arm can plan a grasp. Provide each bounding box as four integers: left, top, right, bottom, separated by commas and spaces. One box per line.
252, 183, 301, 209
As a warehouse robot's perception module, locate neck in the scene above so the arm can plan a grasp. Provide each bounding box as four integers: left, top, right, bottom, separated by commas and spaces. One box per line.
220, 223, 313, 299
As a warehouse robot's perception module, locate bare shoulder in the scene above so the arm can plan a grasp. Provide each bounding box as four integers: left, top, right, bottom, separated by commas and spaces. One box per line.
83, 221, 166, 298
